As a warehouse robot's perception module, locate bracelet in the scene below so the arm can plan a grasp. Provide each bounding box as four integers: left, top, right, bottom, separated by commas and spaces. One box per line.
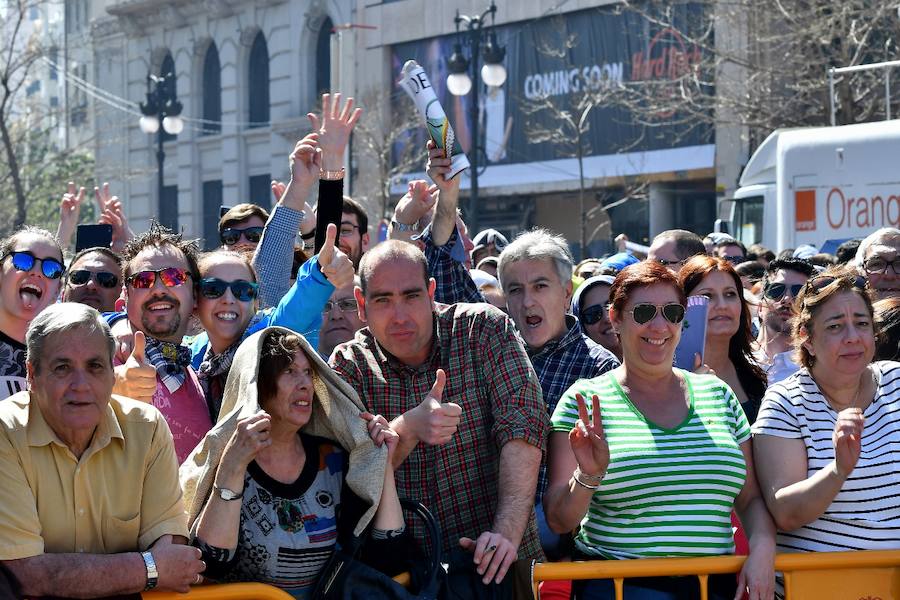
391, 219, 420, 233
320, 167, 345, 181
300, 229, 316, 240
303, 240, 316, 250
573, 465, 602, 490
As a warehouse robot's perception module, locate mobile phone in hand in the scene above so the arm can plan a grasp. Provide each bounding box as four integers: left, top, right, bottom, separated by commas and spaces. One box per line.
75, 224, 113, 252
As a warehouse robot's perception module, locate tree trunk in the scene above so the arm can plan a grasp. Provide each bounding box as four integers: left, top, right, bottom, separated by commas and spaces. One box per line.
0, 107, 27, 228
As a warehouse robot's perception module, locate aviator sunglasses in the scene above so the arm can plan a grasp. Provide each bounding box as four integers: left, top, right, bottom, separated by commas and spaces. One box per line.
126, 267, 192, 289
220, 226, 264, 246
68, 269, 120, 289
199, 278, 259, 302
3, 251, 65, 279
629, 302, 686, 325
762, 282, 804, 302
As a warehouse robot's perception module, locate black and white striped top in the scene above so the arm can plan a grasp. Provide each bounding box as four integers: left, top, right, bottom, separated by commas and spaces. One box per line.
752, 361, 900, 553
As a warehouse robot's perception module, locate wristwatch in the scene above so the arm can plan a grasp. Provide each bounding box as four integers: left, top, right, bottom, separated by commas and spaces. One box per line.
214, 484, 244, 501
391, 220, 420, 233
141, 550, 158, 591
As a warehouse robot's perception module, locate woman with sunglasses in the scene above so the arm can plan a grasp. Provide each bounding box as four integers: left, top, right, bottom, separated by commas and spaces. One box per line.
545, 261, 775, 600
0, 227, 65, 400
571, 275, 621, 361
680, 256, 768, 424
753, 267, 900, 560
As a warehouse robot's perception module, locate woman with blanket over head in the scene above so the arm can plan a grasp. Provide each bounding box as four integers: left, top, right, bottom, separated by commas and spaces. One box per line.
180, 327, 409, 598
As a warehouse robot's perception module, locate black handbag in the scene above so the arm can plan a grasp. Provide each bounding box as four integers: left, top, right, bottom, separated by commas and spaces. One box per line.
312, 498, 443, 600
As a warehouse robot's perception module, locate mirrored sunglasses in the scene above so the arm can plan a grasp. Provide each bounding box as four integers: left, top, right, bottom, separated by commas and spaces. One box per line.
630, 302, 686, 325
126, 267, 191, 289
198, 278, 259, 301
4, 251, 65, 279
220, 226, 264, 246
68, 269, 120, 289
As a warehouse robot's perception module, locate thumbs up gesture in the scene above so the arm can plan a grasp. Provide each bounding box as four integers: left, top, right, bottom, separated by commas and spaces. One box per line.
317, 223, 354, 288
410, 369, 462, 445
113, 331, 158, 403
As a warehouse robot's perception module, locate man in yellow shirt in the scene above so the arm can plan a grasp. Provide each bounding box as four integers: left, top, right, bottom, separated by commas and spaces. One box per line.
0, 302, 204, 596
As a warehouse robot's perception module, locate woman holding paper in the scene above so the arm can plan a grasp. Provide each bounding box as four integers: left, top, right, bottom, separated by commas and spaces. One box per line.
544, 261, 775, 600
680, 255, 768, 424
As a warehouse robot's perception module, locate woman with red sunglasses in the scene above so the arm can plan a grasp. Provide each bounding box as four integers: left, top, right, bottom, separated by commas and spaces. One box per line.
544, 261, 775, 600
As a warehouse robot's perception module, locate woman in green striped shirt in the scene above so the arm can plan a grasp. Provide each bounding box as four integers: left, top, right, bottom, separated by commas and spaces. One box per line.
544, 261, 775, 600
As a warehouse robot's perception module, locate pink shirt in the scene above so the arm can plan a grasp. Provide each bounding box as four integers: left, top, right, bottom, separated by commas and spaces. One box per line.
150, 368, 212, 463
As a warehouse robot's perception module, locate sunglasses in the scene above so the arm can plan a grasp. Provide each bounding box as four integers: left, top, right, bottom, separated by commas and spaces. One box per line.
220, 226, 264, 246
4, 251, 65, 279
630, 302, 686, 325
323, 299, 358, 313
762, 282, 804, 301
126, 267, 192, 289
722, 255, 746, 265
198, 278, 259, 301
863, 256, 900, 275
68, 269, 120, 289
805, 274, 868, 295
581, 304, 607, 325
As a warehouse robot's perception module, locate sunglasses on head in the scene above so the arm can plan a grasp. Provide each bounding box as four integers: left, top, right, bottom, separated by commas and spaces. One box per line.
68, 269, 120, 289
126, 267, 192, 289
220, 226, 264, 246
863, 256, 900, 275
630, 302, 686, 325
581, 304, 607, 325
4, 251, 65, 279
805, 273, 868, 295
198, 278, 259, 301
762, 282, 804, 301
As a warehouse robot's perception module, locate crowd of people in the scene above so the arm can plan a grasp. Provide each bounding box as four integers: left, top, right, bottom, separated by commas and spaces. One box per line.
0, 93, 896, 600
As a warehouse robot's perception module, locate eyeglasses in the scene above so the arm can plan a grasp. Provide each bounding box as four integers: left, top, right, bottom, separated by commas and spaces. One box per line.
805, 274, 868, 295
323, 299, 358, 313
581, 304, 606, 325
199, 278, 259, 301
630, 302, 686, 325
220, 226, 264, 246
762, 282, 804, 301
3, 251, 65, 279
722, 255, 746, 265
339, 224, 361, 238
863, 256, 900, 275
68, 269, 119, 289
126, 267, 192, 289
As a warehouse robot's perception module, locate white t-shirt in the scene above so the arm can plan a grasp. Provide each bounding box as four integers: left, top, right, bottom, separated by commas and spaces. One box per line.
752, 361, 900, 553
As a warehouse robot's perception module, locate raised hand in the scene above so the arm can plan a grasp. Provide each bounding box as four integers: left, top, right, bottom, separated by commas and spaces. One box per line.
408, 369, 461, 445
832, 407, 864, 478
221, 411, 272, 470
568, 393, 609, 478
393, 179, 437, 227
272, 178, 315, 237
317, 223, 354, 288
150, 534, 206, 593
425, 140, 460, 194
459, 530, 518, 585
113, 331, 157, 403
94, 182, 134, 252
57, 182, 86, 248
308, 92, 362, 171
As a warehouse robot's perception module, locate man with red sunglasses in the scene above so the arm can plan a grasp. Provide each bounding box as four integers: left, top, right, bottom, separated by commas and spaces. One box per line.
110, 222, 213, 463
754, 258, 816, 384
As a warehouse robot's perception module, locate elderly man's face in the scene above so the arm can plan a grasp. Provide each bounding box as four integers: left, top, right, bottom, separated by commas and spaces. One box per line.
862, 243, 900, 299
27, 326, 115, 445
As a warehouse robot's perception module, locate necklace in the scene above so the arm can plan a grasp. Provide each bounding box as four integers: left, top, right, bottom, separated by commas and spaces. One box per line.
817, 367, 873, 412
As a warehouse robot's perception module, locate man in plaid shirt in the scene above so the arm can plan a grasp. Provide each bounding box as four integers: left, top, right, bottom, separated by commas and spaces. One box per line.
329, 240, 549, 588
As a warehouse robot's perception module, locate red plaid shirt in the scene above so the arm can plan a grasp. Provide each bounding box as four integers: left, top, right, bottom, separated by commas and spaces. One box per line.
330, 302, 548, 559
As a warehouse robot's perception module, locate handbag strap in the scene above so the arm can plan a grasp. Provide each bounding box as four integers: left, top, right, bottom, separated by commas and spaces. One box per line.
399, 498, 442, 578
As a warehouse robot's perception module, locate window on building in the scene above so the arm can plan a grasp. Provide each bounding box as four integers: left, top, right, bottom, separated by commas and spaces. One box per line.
249, 174, 272, 211
203, 180, 224, 250
315, 18, 333, 99
248, 32, 269, 128
26, 80, 41, 96
160, 53, 176, 142
29, 6, 39, 20
202, 43, 221, 135
49, 47, 58, 80
159, 185, 179, 233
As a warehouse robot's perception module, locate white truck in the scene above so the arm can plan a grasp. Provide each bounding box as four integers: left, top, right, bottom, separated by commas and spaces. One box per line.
730, 119, 900, 254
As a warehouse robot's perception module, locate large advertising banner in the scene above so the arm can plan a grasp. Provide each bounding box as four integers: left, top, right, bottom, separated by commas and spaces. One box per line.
390, 4, 714, 190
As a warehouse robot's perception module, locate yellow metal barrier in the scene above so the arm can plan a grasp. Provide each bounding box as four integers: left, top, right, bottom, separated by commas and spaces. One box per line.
143, 582, 294, 599
532, 550, 900, 599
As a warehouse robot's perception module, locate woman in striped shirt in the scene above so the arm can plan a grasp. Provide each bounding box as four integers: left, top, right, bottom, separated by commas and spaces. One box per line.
753, 268, 900, 555
545, 261, 775, 600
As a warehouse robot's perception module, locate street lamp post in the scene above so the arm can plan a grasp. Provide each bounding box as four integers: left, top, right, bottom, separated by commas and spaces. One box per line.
139, 72, 184, 222
446, 1, 506, 234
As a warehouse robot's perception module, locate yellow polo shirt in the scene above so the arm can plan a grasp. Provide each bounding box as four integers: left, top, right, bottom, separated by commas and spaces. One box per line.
0, 391, 188, 560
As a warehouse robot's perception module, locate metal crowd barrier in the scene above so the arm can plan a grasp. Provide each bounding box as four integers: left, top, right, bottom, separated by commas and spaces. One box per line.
143, 582, 294, 599
531, 549, 900, 599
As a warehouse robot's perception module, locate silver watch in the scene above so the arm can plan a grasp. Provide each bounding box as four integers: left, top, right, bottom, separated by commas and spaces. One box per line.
141, 550, 158, 590
214, 485, 244, 501
391, 220, 419, 233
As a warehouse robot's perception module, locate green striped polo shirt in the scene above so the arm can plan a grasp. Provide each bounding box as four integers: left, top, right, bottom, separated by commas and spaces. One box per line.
550, 370, 750, 559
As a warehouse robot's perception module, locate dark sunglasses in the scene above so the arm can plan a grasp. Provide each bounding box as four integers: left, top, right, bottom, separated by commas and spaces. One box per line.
220, 226, 264, 246
126, 267, 192, 289
4, 251, 65, 279
863, 256, 900, 275
198, 278, 259, 301
323, 299, 358, 313
762, 282, 804, 301
805, 274, 868, 295
630, 302, 686, 325
68, 269, 120, 289
722, 255, 746, 265
581, 304, 606, 325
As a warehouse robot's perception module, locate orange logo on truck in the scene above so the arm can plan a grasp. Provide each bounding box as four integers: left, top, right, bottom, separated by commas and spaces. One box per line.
796, 190, 816, 231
